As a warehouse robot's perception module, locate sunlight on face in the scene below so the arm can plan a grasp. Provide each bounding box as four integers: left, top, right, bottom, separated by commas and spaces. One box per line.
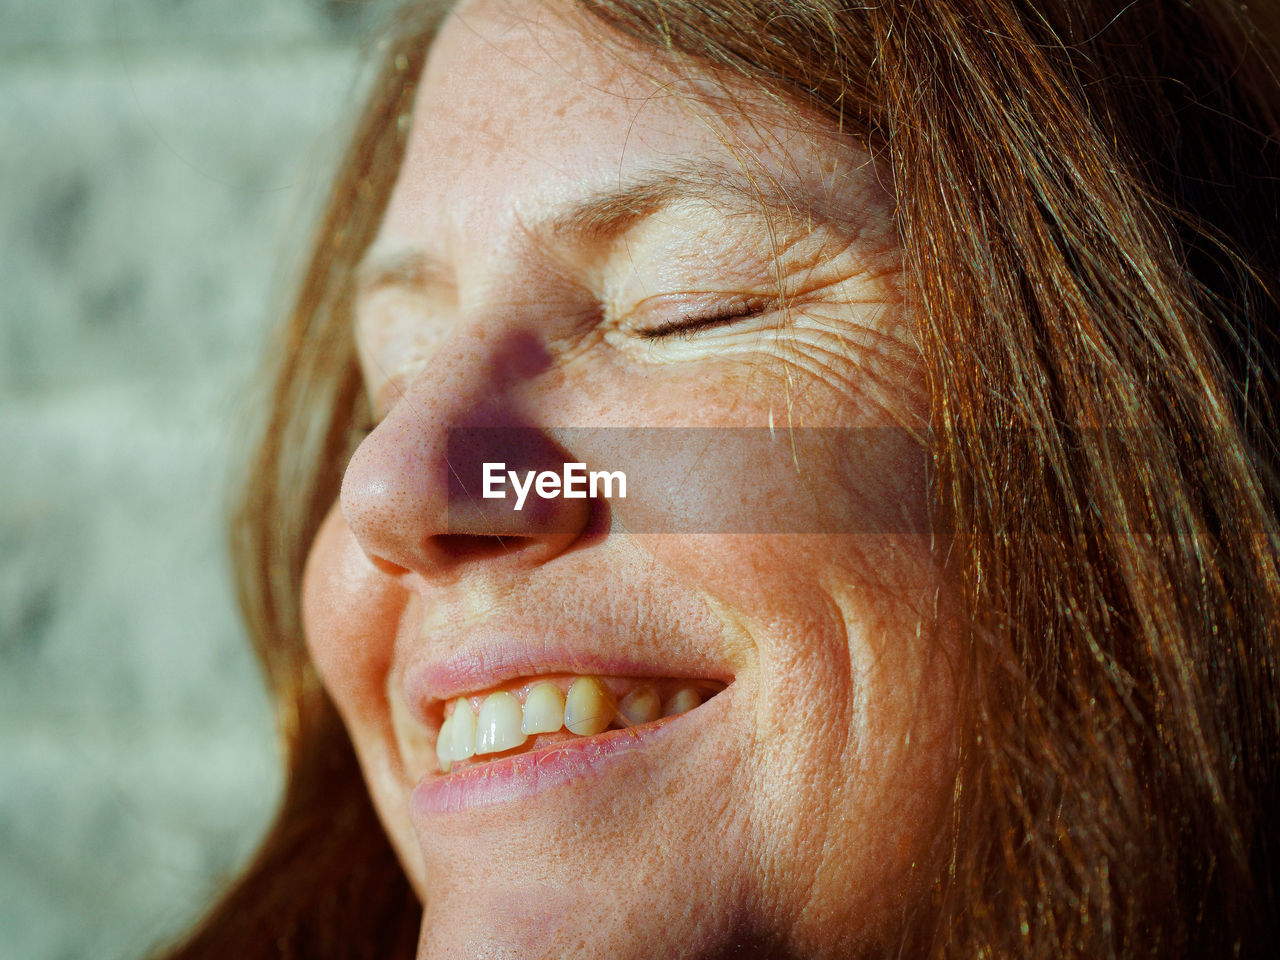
301, 1, 960, 956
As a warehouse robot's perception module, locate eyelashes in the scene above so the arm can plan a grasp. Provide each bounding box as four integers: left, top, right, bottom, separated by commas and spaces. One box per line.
636, 297, 773, 341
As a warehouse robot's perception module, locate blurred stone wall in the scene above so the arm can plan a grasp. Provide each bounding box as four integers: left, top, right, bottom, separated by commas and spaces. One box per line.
0, 2, 401, 957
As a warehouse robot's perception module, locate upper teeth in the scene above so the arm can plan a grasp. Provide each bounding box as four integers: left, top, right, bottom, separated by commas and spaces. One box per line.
475, 691, 525, 755
563, 676, 615, 736
521, 682, 566, 735
618, 685, 662, 726
435, 676, 706, 772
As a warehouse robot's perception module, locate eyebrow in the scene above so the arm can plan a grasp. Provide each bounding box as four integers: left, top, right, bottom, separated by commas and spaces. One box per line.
355, 159, 811, 298
548, 160, 798, 243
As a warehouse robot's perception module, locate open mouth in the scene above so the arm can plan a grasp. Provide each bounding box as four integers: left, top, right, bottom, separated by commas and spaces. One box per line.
435, 676, 727, 774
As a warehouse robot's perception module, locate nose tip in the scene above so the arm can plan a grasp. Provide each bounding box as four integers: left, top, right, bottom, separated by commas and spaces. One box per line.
339, 411, 593, 580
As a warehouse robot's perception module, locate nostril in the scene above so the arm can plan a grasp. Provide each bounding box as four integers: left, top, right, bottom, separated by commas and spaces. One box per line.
430, 534, 524, 565
367, 554, 412, 577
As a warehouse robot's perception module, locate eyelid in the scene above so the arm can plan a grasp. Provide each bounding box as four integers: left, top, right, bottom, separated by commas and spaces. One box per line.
622, 292, 776, 339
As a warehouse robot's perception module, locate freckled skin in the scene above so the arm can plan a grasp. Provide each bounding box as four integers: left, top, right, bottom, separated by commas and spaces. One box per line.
300, 1, 961, 958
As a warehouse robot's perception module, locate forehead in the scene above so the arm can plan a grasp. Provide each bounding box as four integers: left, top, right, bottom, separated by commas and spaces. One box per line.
376, 0, 871, 254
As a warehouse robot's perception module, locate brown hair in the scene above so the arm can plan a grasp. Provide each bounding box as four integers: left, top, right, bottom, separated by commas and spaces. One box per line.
162, 1, 1280, 957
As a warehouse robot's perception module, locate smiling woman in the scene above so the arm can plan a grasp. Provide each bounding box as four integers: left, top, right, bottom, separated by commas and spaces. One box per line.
158, 1, 1280, 959
312, 8, 949, 955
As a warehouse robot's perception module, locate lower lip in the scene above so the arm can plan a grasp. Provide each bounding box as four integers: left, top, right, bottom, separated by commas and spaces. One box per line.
411, 717, 677, 817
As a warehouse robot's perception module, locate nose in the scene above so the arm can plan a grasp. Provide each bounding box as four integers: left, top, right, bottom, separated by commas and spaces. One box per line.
339, 330, 592, 580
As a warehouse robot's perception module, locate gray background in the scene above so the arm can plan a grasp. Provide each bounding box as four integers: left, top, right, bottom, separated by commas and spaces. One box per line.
1, 1, 403, 957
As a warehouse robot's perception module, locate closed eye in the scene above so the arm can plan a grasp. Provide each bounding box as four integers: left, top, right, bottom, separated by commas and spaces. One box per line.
637, 298, 772, 340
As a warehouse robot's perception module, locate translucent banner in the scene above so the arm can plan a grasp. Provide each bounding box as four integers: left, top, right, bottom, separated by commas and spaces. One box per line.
445, 427, 930, 534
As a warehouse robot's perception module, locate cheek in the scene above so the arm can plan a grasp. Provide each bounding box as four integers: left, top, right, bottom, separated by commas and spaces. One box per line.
301, 506, 405, 728
640, 531, 957, 932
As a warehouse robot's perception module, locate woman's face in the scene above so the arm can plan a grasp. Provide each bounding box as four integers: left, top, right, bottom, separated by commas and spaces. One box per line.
302, 1, 959, 956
